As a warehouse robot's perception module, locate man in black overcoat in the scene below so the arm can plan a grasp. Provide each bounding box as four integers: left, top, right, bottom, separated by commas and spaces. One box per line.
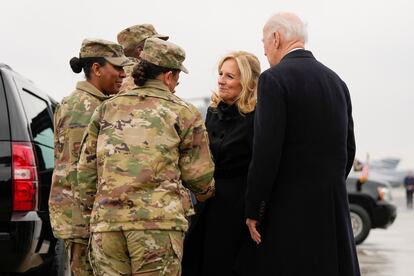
236, 12, 360, 276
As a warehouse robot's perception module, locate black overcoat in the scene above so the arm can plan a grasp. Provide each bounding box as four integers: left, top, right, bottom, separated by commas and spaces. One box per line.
235, 50, 360, 276
183, 102, 254, 276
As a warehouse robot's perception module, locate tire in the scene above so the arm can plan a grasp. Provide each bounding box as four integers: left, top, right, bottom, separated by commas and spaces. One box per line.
23, 239, 70, 276
49, 239, 70, 276
349, 204, 371, 244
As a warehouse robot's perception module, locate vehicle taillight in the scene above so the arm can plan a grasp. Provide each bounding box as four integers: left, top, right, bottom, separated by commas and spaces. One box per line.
12, 142, 38, 211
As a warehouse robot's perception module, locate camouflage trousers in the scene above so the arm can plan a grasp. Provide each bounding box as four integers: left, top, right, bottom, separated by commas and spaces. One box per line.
89, 230, 184, 276
64, 239, 93, 276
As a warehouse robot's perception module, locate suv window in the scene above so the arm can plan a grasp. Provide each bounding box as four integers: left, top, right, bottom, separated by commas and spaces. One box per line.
19, 89, 54, 170
0, 76, 10, 140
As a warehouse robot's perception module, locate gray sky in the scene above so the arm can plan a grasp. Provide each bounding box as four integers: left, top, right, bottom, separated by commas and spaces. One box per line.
2, 0, 414, 169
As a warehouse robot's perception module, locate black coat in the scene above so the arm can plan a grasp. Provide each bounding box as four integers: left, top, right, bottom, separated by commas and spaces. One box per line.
235, 50, 360, 276
182, 102, 254, 276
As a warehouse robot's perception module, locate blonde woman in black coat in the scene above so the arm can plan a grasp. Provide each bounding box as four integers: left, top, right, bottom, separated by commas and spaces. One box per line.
182, 51, 261, 276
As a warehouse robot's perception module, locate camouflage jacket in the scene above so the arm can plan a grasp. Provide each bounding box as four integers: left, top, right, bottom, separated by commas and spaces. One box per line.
77, 79, 215, 235
49, 81, 111, 240
119, 57, 139, 93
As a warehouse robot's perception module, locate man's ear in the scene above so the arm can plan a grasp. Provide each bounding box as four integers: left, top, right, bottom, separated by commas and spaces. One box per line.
273, 31, 280, 49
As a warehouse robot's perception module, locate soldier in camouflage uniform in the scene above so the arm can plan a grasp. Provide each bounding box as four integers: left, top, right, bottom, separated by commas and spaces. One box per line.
49, 38, 130, 276
76, 37, 215, 276
117, 24, 168, 92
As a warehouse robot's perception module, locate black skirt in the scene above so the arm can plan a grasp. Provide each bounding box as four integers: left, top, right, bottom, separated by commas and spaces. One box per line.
182, 175, 249, 276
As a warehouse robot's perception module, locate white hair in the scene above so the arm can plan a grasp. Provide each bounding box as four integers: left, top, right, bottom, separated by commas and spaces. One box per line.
265, 12, 308, 43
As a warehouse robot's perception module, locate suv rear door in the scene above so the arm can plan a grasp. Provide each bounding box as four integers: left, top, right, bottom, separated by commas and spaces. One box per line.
0, 67, 55, 215
13, 75, 55, 213
0, 71, 12, 225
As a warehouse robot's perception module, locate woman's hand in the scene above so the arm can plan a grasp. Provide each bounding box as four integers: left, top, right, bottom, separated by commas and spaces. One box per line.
246, 218, 261, 244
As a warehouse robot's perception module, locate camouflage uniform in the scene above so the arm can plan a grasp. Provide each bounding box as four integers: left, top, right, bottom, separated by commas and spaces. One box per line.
117, 24, 168, 93
77, 38, 214, 275
90, 230, 183, 275
119, 57, 139, 92
49, 38, 130, 276
49, 81, 110, 276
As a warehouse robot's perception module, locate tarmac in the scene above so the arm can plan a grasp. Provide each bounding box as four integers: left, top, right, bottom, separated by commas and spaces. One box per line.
357, 186, 414, 276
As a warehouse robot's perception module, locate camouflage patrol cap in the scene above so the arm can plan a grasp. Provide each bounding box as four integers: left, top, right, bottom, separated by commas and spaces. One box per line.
140, 37, 189, 74
117, 24, 168, 51
79, 38, 131, 67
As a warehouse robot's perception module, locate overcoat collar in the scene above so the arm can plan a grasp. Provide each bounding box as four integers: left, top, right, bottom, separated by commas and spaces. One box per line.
216, 101, 239, 121
281, 49, 315, 61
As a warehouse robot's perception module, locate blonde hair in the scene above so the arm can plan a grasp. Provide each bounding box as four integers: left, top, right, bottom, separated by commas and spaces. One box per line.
210, 51, 261, 114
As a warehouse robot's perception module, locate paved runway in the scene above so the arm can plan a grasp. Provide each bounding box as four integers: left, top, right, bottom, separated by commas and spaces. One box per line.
357, 186, 414, 276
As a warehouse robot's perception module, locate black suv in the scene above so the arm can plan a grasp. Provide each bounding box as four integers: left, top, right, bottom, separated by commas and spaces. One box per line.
0, 63, 65, 274
346, 177, 397, 244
